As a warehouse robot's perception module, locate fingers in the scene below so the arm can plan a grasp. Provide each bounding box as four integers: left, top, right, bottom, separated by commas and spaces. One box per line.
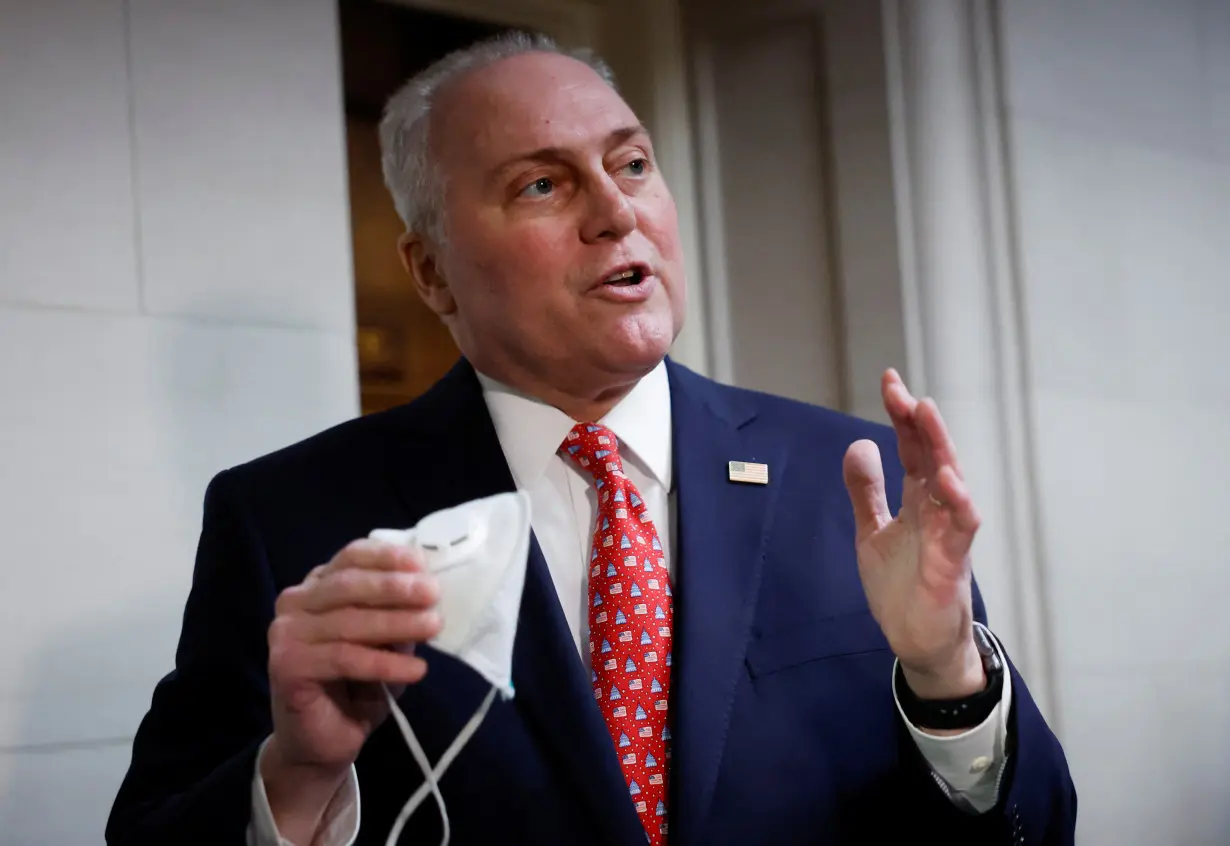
882, 369, 926, 477
843, 440, 893, 540
916, 397, 964, 481
288, 569, 441, 615
270, 537, 443, 689
279, 538, 437, 615
882, 369, 967, 487
268, 602, 441, 686
330, 538, 425, 573
294, 607, 444, 647
881, 368, 917, 434
923, 464, 981, 567
932, 464, 980, 535
270, 636, 430, 685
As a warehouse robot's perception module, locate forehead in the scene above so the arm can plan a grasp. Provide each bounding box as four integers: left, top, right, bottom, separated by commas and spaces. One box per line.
433, 52, 641, 170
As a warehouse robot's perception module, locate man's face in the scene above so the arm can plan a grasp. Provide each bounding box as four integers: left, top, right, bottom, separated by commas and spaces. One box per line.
409, 51, 686, 402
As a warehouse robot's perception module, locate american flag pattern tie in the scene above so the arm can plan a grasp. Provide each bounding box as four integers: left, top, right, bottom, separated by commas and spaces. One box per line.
562, 422, 673, 845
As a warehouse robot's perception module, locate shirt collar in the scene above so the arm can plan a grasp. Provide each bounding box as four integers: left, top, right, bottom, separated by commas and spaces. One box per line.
475, 360, 673, 492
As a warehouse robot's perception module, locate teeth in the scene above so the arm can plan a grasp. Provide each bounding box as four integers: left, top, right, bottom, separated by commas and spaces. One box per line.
606, 269, 638, 283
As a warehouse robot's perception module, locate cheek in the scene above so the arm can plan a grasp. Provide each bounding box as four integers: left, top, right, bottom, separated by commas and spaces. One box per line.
450, 223, 572, 311
514, 226, 573, 275
500, 227, 580, 317
641, 191, 683, 264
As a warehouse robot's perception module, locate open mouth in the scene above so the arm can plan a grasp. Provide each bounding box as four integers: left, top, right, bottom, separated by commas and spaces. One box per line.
602, 266, 647, 287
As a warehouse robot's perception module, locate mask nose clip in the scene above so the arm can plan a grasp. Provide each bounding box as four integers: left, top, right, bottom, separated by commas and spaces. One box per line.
414, 508, 487, 572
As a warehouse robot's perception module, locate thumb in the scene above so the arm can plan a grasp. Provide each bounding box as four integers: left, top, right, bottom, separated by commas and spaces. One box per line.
843, 440, 892, 539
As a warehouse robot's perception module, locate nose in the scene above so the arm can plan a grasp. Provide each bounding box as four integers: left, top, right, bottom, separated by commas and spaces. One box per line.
580, 175, 636, 244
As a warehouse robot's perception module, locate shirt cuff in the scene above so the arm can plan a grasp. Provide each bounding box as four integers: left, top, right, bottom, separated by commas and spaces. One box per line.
892, 623, 1013, 814
247, 736, 362, 846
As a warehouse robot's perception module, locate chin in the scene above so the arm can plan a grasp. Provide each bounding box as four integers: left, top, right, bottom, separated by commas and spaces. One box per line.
600, 315, 676, 372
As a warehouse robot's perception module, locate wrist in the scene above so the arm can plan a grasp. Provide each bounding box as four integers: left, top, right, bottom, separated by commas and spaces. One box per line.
261, 736, 349, 843
895, 626, 1005, 733
899, 637, 985, 701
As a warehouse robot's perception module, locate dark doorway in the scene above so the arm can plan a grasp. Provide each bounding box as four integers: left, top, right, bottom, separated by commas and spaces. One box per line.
338, 0, 507, 414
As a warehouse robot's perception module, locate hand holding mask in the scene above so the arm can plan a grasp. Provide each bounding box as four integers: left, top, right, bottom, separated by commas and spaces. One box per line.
263, 491, 532, 846
370, 490, 532, 845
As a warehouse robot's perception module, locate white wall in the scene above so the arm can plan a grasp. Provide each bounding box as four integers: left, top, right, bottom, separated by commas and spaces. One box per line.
0, 1, 359, 842
999, 1, 1230, 843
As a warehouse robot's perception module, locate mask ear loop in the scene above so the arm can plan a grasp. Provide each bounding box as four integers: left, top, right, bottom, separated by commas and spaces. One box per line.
381, 683, 499, 846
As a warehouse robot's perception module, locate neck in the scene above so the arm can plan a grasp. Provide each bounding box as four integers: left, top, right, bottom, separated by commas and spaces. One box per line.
470, 358, 650, 422
552, 384, 635, 423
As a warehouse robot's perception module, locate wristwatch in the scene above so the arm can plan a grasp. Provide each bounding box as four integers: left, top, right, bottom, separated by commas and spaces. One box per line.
894, 624, 1005, 731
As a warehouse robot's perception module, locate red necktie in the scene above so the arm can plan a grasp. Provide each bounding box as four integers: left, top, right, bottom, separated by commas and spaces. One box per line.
562, 422, 673, 845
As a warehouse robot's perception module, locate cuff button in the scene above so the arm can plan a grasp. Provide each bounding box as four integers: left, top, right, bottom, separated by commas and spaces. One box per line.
969, 755, 992, 774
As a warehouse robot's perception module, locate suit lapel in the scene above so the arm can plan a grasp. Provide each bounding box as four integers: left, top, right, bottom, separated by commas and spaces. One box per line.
385, 359, 643, 845
666, 361, 787, 846
515, 537, 647, 845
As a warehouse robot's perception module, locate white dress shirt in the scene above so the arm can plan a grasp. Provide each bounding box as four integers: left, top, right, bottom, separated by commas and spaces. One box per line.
248, 361, 1011, 845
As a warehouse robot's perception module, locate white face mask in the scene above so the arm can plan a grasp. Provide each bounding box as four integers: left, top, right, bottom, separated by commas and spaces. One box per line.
368, 490, 532, 846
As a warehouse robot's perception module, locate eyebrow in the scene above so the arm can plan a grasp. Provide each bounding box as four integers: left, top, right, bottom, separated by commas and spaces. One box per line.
489, 124, 650, 181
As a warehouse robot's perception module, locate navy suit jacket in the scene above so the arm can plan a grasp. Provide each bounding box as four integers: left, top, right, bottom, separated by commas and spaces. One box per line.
108, 358, 1076, 845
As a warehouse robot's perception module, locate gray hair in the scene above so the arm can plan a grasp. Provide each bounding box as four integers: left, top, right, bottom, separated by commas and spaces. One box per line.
378, 31, 618, 243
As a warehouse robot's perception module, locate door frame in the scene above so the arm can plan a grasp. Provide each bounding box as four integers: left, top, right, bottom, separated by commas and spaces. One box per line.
384, 0, 601, 45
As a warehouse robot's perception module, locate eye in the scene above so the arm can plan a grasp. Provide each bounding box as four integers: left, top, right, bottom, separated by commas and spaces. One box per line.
519, 177, 555, 198
621, 158, 648, 177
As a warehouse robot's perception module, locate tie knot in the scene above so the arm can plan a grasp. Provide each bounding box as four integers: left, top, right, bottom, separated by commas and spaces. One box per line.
561, 422, 624, 481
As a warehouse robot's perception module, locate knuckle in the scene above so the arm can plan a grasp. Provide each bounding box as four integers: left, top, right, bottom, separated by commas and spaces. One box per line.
267, 624, 303, 678
388, 572, 421, 604
379, 571, 406, 596
331, 568, 365, 597
343, 537, 373, 554
268, 641, 295, 676
335, 538, 374, 566
379, 572, 421, 606
267, 614, 295, 648
274, 584, 304, 616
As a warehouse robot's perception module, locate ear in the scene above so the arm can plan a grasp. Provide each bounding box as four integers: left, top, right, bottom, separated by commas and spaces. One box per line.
398, 232, 456, 318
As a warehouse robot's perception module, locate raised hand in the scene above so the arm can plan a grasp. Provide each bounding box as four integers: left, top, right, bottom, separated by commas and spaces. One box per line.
843, 369, 985, 701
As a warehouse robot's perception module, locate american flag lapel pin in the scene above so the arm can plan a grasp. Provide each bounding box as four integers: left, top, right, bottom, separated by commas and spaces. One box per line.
727, 460, 769, 485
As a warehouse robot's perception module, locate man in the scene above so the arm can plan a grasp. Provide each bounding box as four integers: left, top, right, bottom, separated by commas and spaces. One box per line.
107, 32, 1075, 846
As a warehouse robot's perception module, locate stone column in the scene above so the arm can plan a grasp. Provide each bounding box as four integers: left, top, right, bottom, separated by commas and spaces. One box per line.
882, 0, 1056, 721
